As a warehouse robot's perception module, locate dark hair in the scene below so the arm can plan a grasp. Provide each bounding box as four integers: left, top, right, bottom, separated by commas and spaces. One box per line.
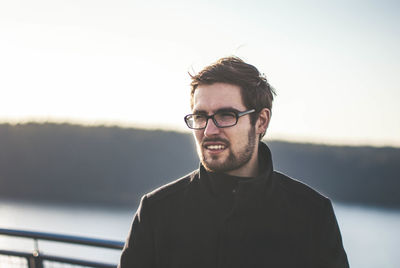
189, 56, 276, 129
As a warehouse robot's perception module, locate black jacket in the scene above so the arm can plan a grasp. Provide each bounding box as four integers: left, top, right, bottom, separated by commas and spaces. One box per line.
119, 143, 349, 268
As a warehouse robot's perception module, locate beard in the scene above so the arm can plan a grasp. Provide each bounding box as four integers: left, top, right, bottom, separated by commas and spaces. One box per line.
198, 126, 257, 173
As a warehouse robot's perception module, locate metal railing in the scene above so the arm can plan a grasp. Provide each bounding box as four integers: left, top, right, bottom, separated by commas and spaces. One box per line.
0, 228, 124, 268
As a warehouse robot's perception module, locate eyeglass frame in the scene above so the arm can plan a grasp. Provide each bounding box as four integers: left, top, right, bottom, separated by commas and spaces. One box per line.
184, 108, 256, 130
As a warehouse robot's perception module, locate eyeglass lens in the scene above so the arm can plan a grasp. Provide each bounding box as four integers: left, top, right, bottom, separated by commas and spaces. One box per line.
187, 111, 237, 129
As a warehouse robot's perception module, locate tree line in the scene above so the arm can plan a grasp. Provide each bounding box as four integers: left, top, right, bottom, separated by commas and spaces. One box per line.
0, 123, 399, 209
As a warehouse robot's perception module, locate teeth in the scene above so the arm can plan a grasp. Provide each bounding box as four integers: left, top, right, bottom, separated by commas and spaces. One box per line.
206, 145, 225, 150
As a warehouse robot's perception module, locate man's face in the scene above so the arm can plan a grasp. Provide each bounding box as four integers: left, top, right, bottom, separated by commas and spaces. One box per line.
192, 83, 259, 176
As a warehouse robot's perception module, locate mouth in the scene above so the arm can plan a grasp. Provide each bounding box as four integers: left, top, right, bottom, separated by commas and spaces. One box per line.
202, 139, 229, 154
204, 144, 227, 151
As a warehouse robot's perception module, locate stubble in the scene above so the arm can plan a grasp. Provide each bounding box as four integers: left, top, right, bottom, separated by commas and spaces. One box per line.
199, 126, 256, 173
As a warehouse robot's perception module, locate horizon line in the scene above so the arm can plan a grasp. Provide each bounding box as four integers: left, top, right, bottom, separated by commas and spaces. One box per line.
1, 118, 399, 149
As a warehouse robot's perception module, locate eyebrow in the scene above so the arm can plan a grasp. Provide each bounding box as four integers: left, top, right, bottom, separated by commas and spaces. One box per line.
192, 107, 239, 115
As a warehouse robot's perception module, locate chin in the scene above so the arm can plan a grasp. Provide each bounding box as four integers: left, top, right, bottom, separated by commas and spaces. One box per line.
202, 159, 232, 173
203, 164, 223, 173
201, 158, 221, 172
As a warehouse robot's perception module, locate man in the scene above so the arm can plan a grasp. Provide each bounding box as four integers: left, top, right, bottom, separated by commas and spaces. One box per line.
119, 57, 349, 267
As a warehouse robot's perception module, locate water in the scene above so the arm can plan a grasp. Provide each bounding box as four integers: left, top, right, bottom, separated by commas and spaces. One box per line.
0, 200, 399, 267
333, 203, 400, 268
0, 200, 135, 264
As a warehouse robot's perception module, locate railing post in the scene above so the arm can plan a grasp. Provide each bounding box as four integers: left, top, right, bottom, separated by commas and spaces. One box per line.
27, 239, 43, 268
28, 250, 43, 268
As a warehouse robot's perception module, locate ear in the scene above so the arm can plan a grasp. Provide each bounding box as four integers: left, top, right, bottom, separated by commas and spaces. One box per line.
256, 108, 271, 136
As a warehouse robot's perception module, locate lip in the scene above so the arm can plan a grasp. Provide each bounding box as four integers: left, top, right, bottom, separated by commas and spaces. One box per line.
203, 142, 226, 146
202, 138, 229, 146
202, 142, 228, 154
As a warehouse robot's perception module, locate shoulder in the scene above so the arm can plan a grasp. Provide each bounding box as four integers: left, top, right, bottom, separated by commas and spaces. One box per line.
143, 169, 199, 205
272, 171, 330, 207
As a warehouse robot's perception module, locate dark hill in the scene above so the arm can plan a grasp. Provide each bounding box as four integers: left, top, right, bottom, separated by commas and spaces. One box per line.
0, 123, 399, 208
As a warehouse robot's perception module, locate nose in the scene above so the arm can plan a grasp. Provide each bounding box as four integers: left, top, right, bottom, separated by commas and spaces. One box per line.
203, 118, 220, 137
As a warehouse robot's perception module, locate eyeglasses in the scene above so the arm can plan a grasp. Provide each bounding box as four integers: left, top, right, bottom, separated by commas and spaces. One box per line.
184, 109, 255, 130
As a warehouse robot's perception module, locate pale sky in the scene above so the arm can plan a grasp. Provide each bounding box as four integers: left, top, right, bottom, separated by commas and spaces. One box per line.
1, 0, 399, 147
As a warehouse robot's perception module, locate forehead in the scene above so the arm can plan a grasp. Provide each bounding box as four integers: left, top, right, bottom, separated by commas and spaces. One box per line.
193, 83, 245, 112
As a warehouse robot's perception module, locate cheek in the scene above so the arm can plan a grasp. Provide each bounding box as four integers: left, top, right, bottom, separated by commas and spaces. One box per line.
193, 131, 203, 145
229, 127, 251, 146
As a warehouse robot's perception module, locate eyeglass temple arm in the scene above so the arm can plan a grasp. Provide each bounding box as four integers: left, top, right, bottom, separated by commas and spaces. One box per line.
238, 109, 256, 117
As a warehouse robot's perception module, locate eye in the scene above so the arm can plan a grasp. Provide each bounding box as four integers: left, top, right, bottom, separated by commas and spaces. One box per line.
193, 114, 206, 121
215, 111, 236, 122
